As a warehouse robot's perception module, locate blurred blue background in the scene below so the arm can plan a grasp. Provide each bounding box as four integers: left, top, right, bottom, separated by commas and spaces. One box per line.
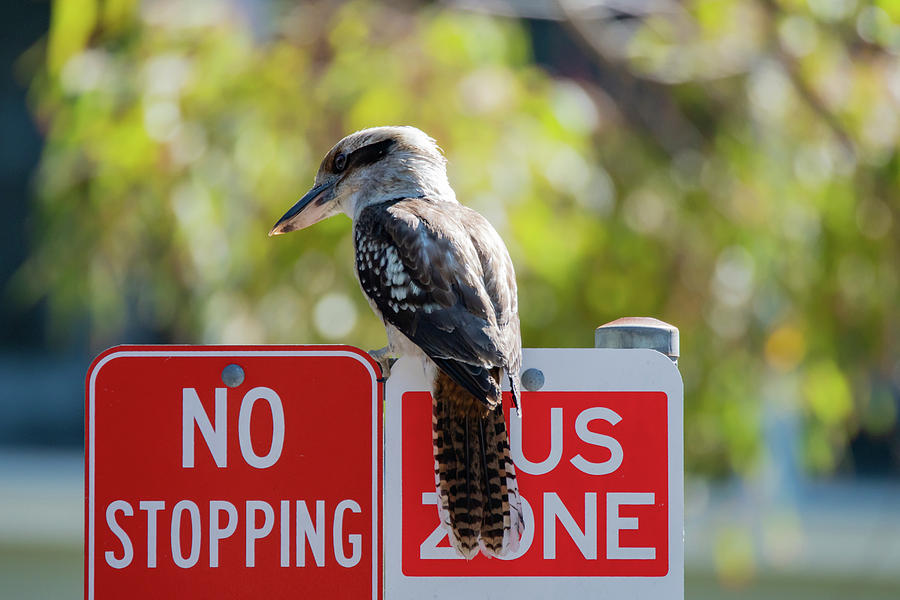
2, 0, 899, 597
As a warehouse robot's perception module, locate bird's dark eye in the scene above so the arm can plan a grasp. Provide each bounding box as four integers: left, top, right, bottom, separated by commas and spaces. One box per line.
334, 153, 347, 172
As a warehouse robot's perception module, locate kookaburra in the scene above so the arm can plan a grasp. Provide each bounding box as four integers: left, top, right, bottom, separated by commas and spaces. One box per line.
269, 126, 524, 558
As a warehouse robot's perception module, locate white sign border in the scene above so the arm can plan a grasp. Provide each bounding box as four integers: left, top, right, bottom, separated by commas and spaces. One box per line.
86, 348, 381, 600
384, 348, 684, 600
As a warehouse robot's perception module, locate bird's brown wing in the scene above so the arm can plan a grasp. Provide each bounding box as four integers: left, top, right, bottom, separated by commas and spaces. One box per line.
354, 197, 519, 406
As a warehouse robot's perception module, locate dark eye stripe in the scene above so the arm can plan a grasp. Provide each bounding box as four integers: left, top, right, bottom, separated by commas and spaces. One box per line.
345, 138, 396, 171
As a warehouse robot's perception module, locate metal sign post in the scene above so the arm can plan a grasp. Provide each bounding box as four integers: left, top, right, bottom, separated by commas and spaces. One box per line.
384, 344, 683, 598
85, 346, 383, 600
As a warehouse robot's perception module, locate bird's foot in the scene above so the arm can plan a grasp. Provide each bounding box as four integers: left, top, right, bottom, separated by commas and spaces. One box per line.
369, 346, 396, 382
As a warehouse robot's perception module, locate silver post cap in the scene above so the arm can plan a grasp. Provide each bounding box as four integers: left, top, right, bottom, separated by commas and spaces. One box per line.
594, 317, 679, 361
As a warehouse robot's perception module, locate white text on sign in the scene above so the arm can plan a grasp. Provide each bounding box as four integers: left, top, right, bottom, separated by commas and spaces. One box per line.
398, 390, 670, 577
105, 498, 363, 569
182, 387, 285, 468
103, 386, 364, 569
421, 406, 656, 561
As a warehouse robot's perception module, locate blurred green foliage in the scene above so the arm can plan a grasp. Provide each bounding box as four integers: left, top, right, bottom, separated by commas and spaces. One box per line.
16, 0, 900, 478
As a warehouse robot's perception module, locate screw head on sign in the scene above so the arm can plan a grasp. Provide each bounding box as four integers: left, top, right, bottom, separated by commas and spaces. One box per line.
221, 364, 245, 388
521, 368, 545, 392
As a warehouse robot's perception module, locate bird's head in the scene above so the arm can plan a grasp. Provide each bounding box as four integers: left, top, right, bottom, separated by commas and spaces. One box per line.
269, 125, 453, 236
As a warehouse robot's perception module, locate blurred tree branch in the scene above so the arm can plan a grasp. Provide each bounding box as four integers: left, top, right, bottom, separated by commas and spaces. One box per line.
554, 0, 706, 156
758, 0, 856, 158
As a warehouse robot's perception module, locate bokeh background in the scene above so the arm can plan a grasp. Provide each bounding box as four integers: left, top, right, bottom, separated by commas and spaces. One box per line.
2, 0, 899, 597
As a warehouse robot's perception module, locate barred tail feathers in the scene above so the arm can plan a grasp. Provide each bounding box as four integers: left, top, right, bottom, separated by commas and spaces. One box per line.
496, 412, 524, 554
431, 369, 524, 558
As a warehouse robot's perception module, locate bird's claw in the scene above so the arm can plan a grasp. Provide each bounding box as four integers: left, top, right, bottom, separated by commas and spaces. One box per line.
369, 347, 396, 382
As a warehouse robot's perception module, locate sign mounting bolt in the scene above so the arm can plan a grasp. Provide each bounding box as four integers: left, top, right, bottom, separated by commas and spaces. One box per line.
221, 364, 245, 388
521, 368, 545, 391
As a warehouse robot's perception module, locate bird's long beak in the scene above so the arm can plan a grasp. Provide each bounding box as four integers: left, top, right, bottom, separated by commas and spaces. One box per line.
268, 180, 336, 236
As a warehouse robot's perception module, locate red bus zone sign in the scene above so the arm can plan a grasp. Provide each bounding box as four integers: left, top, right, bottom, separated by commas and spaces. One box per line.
385, 348, 684, 599
85, 346, 382, 600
